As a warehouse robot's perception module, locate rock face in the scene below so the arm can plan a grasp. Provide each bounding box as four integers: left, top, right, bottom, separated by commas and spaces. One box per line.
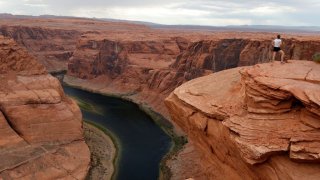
0, 25, 80, 72
0, 36, 90, 179
67, 35, 320, 119
173, 39, 320, 82
68, 35, 188, 79
165, 61, 320, 179
66, 34, 190, 116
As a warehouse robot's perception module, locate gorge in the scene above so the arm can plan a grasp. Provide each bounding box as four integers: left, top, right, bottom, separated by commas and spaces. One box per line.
0, 15, 320, 179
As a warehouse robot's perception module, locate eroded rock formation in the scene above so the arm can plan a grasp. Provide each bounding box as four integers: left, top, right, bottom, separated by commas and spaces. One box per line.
165, 61, 320, 179
66, 35, 320, 120
65, 34, 191, 116
0, 36, 90, 179
0, 25, 80, 72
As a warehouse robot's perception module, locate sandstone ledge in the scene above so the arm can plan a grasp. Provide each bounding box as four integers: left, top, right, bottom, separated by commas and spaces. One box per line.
165, 60, 320, 179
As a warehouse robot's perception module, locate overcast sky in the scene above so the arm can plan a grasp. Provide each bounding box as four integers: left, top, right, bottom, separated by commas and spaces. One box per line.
0, 0, 320, 26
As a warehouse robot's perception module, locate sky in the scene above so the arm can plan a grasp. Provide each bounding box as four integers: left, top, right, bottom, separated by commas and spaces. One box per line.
0, 0, 320, 26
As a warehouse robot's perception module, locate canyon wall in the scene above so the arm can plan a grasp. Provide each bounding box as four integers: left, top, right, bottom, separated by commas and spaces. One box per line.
0, 25, 80, 72
65, 33, 191, 115
1, 20, 318, 113
0, 36, 90, 179
165, 61, 320, 179
66, 36, 320, 118
173, 39, 320, 81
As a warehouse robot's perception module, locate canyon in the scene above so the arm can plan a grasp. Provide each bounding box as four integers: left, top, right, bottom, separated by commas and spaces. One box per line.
1, 15, 320, 179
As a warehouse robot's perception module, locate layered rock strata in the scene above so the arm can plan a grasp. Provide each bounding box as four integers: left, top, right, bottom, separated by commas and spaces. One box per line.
66, 35, 320, 119
66, 34, 190, 117
0, 36, 90, 179
165, 61, 320, 179
0, 25, 80, 72
173, 39, 320, 81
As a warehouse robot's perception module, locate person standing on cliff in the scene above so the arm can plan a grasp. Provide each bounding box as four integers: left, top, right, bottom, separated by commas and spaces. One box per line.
272, 35, 286, 63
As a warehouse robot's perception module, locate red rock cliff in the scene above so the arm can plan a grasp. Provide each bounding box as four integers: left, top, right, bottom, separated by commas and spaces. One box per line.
173, 39, 320, 81
165, 61, 320, 179
66, 35, 320, 119
66, 34, 190, 116
0, 25, 80, 72
0, 36, 90, 179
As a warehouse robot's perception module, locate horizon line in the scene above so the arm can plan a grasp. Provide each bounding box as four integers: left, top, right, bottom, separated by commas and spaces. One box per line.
1, 13, 320, 29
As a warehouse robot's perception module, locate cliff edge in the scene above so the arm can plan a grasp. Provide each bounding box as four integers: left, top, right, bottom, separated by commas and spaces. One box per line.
0, 36, 90, 179
165, 60, 320, 179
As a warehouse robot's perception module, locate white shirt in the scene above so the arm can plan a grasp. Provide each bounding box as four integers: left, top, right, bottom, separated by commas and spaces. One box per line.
274, 39, 282, 47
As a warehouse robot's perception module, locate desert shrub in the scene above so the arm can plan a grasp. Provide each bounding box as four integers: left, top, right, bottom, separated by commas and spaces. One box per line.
312, 53, 320, 63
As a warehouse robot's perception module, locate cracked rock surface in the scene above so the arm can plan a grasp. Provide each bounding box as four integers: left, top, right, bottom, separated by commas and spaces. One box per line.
165, 60, 320, 179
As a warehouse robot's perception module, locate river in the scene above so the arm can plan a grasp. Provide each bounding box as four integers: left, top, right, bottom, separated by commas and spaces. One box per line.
62, 85, 172, 180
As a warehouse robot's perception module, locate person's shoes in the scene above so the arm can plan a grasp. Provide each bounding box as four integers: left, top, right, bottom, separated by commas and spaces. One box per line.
281, 61, 285, 64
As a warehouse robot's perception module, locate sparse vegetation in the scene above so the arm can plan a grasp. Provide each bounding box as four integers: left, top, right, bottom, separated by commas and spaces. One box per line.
70, 96, 104, 115
84, 120, 120, 180
312, 53, 320, 63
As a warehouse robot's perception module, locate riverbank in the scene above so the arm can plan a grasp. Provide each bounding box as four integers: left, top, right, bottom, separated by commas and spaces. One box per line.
84, 121, 118, 180
63, 75, 187, 179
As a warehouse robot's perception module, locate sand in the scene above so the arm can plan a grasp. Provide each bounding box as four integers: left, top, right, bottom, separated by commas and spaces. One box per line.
84, 122, 116, 180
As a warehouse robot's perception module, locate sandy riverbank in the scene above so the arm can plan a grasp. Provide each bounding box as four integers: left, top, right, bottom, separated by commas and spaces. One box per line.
84, 122, 117, 180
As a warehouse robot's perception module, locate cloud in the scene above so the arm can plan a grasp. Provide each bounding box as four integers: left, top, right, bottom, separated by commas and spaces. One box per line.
0, 0, 319, 26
